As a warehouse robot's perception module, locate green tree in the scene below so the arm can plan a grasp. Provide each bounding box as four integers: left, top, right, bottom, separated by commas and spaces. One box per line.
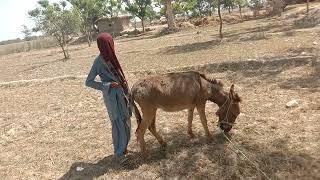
29, 0, 81, 59
223, 0, 235, 14
235, 0, 248, 19
249, 0, 264, 17
124, 0, 152, 32
21, 25, 32, 41
192, 0, 210, 16
103, 0, 123, 17
172, 0, 197, 16
146, 5, 158, 21
67, 0, 104, 47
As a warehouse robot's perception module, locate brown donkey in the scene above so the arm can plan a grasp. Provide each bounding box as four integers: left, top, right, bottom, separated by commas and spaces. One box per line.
130, 71, 241, 154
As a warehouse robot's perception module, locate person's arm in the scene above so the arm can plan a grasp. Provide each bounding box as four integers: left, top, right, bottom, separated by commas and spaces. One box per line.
85, 60, 104, 91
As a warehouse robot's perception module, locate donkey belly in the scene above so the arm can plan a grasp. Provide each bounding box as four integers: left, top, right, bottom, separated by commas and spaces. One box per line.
158, 103, 194, 112
155, 94, 197, 112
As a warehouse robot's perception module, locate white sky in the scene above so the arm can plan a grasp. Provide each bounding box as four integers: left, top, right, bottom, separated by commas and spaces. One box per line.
0, 0, 61, 41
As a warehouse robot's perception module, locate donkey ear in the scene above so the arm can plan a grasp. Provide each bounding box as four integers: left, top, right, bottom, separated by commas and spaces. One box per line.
229, 84, 235, 99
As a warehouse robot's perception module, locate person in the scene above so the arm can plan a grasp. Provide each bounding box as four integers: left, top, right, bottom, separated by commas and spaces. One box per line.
85, 33, 131, 163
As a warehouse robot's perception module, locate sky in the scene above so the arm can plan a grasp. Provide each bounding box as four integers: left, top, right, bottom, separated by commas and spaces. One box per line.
0, 0, 61, 41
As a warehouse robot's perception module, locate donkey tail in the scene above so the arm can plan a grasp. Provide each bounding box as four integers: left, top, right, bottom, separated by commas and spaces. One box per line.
129, 92, 142, 130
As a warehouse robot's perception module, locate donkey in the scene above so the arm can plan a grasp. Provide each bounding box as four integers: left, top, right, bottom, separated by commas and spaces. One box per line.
130, 71, 241, 154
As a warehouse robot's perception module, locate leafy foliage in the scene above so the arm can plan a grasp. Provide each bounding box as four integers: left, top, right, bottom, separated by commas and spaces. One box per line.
29, 0, 81, 59
124, 0, 152, 32
21, 25, 32, 41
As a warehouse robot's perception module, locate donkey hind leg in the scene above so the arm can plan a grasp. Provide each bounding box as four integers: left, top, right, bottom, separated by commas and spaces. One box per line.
136, 108, 155, 155
196, 105, 213, 141
187, 108, 196, 138
148, 116, 167, 149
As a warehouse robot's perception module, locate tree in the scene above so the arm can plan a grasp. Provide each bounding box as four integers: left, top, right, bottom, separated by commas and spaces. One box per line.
235, 0, 247, 20
217, 0, 223, 39
192, 0, 215, 16
154, 0, 176, 30
67, 0, 104, 47
101, 0, 123, 17
307, 0, 309, 15
172, 0, 197, 17
249, 0, 265, 17
21, 25, 32, 41
223, 0, 235, 14
266, 0, 286, 16
29, 0, 80, 59
124, 0, 152, 32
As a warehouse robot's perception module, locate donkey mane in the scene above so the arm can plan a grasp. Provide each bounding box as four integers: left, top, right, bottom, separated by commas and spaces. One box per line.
199, 73, 224, 90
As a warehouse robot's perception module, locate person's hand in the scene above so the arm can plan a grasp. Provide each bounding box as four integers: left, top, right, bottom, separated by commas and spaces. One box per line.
111, 82, 119, 88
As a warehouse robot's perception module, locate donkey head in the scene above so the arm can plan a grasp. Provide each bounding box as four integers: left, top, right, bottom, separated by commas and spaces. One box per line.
215, 84, 241, 133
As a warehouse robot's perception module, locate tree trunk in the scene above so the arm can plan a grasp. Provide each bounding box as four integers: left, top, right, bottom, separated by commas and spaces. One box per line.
165, 0, 175, 30
61, 34, 70, 59
61, 44, 69, 59
239, 6, 243, 20
89, 31, 93, 43
134, 18, 137, 30
141, 17, 145, 32
86, 30, 92, 47
218, 0, 223, 39
307, 0, 309, 15
198, 6, 202, 17
228, 6, 231, 14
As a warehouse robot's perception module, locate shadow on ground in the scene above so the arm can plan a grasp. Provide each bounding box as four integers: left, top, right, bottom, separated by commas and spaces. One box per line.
134, 55, 319, 92
60, 126, 320, 180
159, 39, 221, 55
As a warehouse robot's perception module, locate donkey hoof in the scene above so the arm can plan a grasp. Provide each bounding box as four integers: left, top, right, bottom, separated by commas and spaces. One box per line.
188, 131, 196, 139
160, 142, 167, 150
206, 134, 213, 143
141, 150, 150, 159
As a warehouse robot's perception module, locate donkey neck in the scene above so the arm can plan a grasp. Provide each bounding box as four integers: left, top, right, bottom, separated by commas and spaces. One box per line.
210, 92, 228, 107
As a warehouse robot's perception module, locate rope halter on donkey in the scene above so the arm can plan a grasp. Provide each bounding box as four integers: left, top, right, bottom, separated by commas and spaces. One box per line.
217, 97, 238, 127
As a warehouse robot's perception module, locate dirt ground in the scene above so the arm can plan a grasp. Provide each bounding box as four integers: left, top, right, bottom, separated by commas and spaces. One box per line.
0, 3, 320, 180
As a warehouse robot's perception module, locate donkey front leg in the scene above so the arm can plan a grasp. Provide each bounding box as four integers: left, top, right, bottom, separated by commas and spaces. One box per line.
187, 108, 196, 138
148, 116, 167, 149
136, 108, 155, 156
196, 105, 213, 141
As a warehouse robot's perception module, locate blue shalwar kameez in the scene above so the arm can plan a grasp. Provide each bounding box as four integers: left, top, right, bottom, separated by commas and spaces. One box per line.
85, 55, 131, 157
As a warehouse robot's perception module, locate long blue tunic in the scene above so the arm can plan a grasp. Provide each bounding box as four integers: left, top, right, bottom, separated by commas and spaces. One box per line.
85, 55, 131, 157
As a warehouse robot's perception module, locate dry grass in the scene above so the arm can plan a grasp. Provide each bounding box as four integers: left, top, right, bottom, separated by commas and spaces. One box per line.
0, 3, 320, 180
0, 38, 56, 56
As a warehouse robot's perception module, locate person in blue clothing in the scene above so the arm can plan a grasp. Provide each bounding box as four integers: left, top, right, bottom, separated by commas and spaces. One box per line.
85, 33, 131, 163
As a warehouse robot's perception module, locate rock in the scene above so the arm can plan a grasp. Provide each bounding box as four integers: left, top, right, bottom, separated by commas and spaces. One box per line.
76, 166, 84, 172
202, 17, 209, 25
192, 19, 202, 26
160, 16, 167, 24
145, 27, 153, 32
179, 22, 195, 28
286, 99, 299, 108
313, 41, 318, 45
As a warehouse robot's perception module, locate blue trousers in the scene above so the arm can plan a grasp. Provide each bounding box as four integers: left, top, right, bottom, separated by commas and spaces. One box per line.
102, 84, 131, 157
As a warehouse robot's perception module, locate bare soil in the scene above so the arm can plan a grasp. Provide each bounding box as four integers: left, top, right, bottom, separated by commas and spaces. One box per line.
0, 3, 319, 180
